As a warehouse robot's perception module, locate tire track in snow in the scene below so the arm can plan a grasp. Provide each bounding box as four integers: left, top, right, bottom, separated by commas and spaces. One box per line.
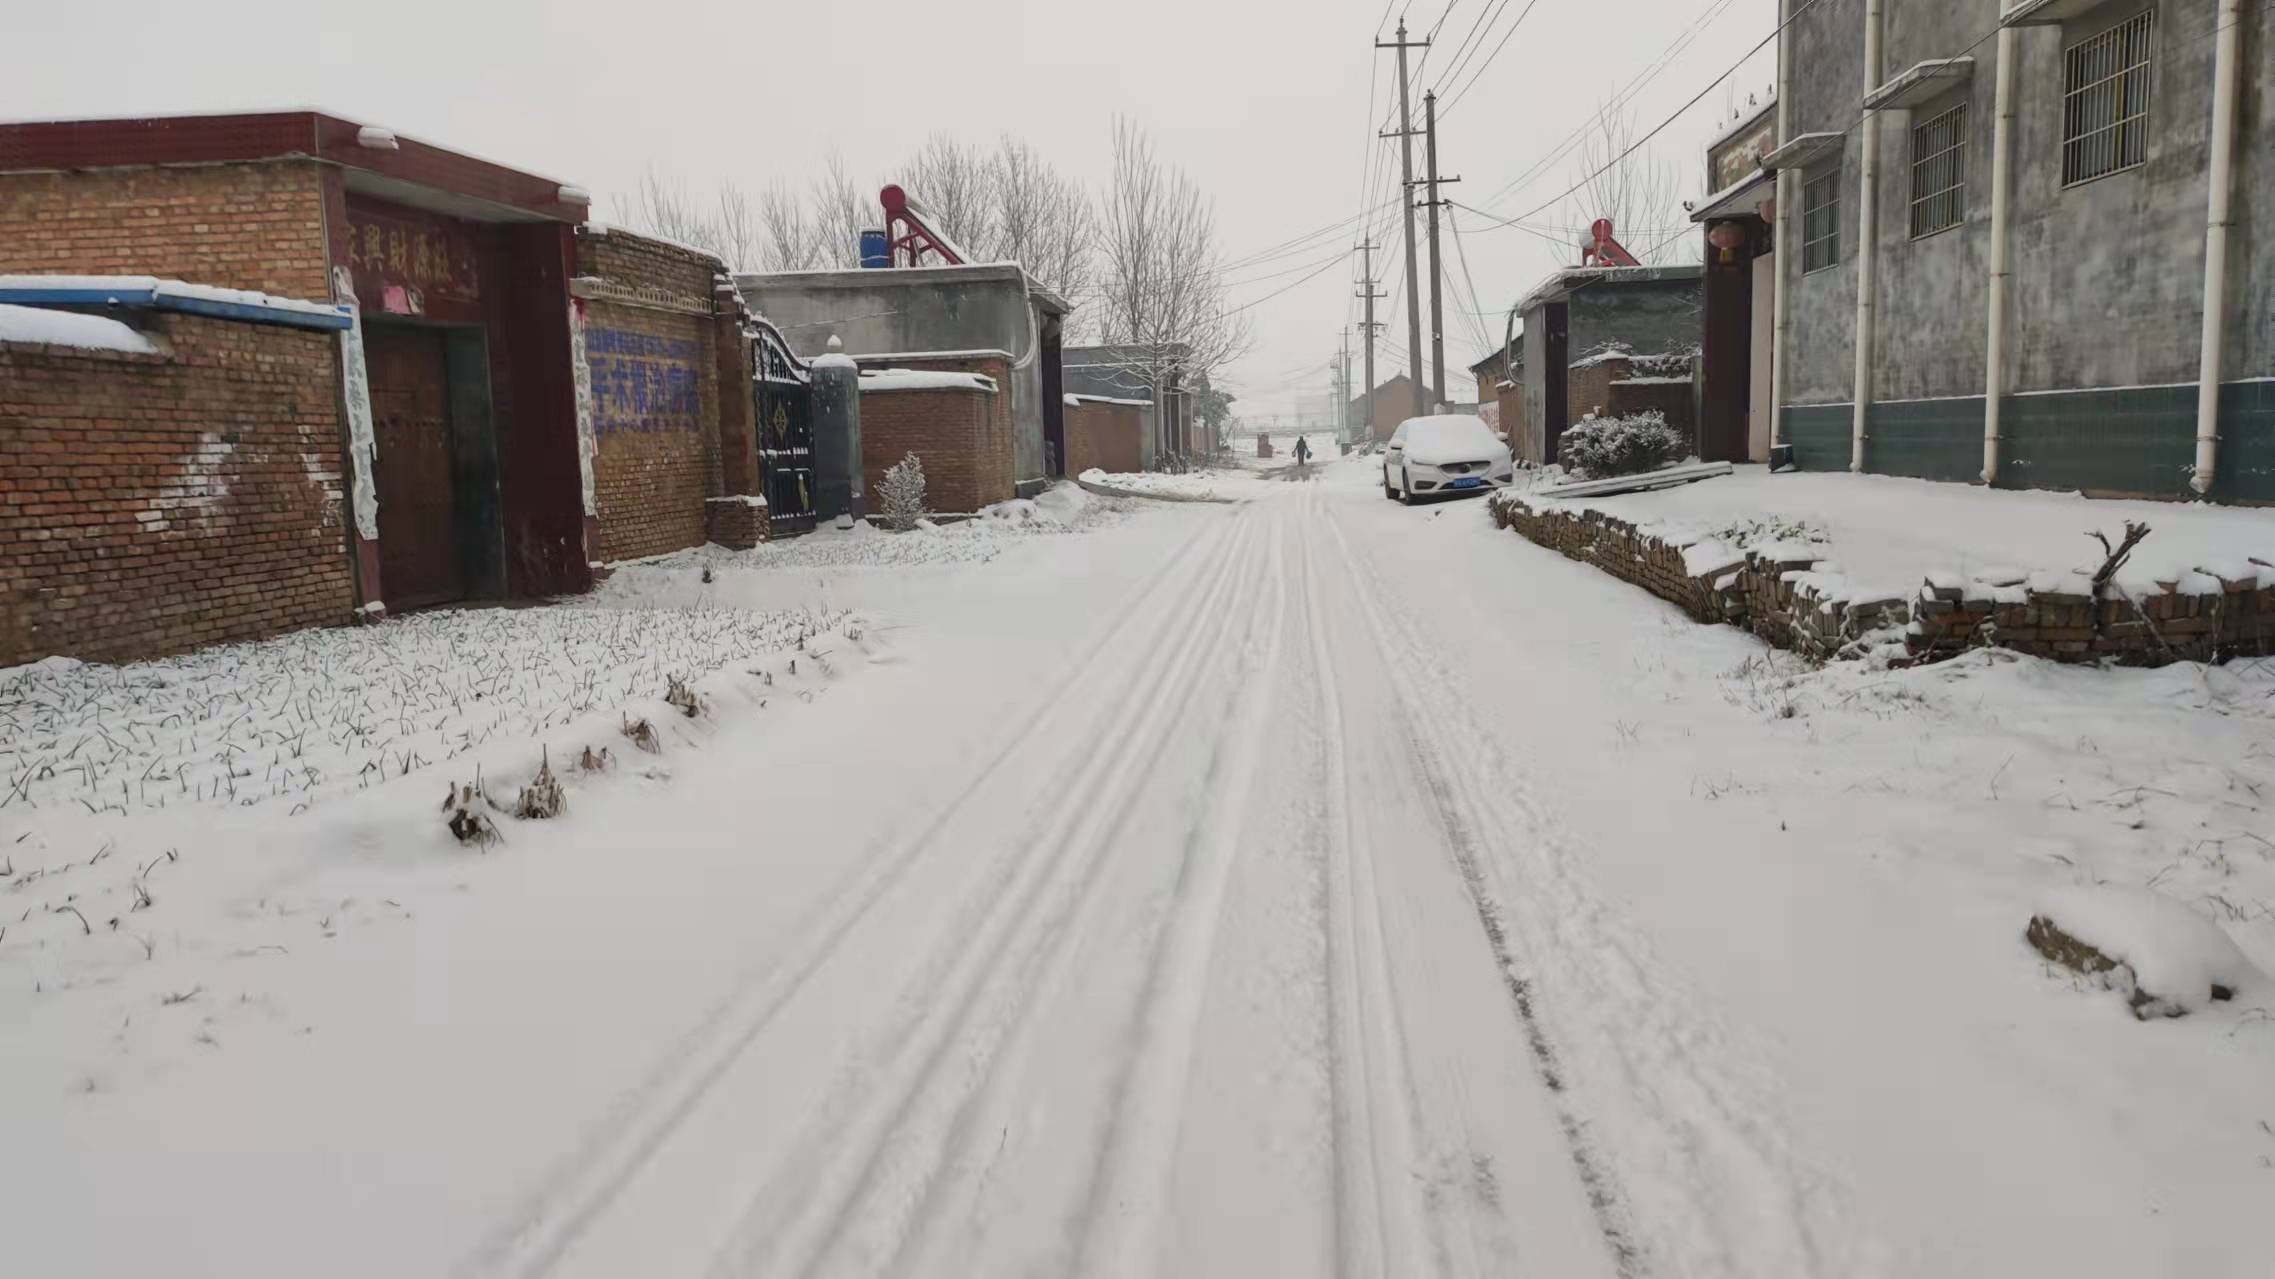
1073, 495, 1295, 1277
711, 509, 1272, 1276
457, 515, 1228, 1279
1322, 505, 1840, 1277
1296, 481, 1439, 1279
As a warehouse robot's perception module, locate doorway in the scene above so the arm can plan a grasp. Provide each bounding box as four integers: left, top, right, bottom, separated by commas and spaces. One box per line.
364, 320, 504, 609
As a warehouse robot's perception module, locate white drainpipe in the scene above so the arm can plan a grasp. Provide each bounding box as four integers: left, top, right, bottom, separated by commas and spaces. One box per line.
2190, 0, 2242, 495
1982, 26, 2018, 485
1849, 0, 1883, 473
1770, 0, 1795, 449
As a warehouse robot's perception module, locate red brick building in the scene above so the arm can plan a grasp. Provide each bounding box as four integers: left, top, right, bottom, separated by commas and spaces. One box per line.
0, 111, 768, 665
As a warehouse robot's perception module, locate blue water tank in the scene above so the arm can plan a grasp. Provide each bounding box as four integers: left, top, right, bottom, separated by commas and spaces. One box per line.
859, 230, 888, 269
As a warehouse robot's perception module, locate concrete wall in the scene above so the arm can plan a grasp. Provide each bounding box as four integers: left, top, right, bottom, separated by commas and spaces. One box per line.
1783, 0, 2273, 399
738, 266, 1056, 494
1566, 276, 1703, 364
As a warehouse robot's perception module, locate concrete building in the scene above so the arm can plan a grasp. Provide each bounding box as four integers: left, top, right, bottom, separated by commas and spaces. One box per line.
1505, 265, 1703, 465
1688, 100, 1781, 463
1756, 0, 2271, 500
736, 265, 1069, 496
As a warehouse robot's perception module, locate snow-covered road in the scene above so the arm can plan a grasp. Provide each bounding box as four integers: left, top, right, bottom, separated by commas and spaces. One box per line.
6, 456, 2271, 1276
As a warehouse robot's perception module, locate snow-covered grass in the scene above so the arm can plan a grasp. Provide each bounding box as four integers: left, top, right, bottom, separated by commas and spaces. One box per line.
1518, 465, 2275, 601
0, 605, 842, 819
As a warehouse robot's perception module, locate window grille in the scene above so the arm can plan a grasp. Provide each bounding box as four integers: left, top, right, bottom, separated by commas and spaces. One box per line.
1909, 102, 1967, 238
2062, 10, 2153, 185
1801, 167, 1840, 272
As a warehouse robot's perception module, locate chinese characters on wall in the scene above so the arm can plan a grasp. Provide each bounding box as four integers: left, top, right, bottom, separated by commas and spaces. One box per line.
345, 203, 481, 316
587, 328, 702, 435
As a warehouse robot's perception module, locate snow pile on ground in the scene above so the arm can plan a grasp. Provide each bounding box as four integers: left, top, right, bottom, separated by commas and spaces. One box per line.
2029, 883, 2263, 1018
621, 483, 1117, 573
1517, 466, 2275, 602
1079, 467, 1252, 501
0, 606, 843, 819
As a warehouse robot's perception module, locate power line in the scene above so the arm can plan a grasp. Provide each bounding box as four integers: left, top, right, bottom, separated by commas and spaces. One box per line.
1438, 0, 1544, 116
1474, 0, 1815, 228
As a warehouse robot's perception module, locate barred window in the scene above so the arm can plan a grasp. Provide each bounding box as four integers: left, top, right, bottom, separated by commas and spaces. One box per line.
1909, 102, 1967, 238
1801, 166, 1840, 272
2062, 10, 2153, 185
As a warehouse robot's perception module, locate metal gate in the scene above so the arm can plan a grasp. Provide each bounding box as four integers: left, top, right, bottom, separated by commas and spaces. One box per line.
754, 324, 816, 536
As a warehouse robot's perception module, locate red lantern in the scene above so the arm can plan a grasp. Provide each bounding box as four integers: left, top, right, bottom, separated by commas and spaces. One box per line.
1707, 222, 1748, 252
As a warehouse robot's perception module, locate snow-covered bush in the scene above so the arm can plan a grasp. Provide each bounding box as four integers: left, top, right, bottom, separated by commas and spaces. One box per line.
1557, 411, 1689, 479
880, 452, 929, 530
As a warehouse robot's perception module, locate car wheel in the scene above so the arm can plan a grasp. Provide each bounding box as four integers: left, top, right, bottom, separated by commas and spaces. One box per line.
1383, 467, 1397, 500
1398, 469, 1413, 504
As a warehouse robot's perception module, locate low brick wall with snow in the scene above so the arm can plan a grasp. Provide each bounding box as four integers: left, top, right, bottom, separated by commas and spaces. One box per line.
1, 308, 354, 666
1491, 493, 2275, 666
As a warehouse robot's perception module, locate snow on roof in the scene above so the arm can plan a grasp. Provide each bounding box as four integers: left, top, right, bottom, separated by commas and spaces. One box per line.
1705, 96, 1777, 154
1066, 394, 1152, 408
859, 368, 998, 394
0, 275, 346, 324
851, 348, 1014, 362
1689, 166, 1773, 222
0, 302, 158, 354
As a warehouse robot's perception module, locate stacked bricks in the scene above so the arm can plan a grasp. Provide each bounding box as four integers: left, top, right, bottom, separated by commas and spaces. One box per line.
856, 355, 1016, 515
703, 496, 768, 549
0, 162, 331, 300
1910, 568, 2275, 665
575, 228, 730, 563
1487, 492, 2274, 668
0, 311, 353, 665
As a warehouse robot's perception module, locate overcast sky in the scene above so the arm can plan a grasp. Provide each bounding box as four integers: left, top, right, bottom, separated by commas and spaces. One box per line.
16, 0, 1777, 424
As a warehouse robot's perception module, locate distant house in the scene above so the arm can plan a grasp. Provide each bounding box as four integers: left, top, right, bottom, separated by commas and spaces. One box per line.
1061, 343, 1195, 469
1342, 372, 1442, 443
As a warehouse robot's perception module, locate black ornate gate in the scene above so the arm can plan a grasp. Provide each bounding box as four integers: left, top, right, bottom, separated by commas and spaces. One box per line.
753, 323, 816, 536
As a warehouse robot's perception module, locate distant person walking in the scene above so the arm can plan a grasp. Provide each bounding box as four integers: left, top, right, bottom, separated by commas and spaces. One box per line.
1293, 435, 1311, 467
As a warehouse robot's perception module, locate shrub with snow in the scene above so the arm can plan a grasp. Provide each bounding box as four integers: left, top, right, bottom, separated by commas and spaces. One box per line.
880, 452, 929, 531
1557, 411, 1690, 479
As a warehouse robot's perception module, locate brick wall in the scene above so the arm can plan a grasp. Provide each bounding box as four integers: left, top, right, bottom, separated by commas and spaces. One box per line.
0, 312, 353, 665
859, 385, 1006, 515
0, 161, 331, 300
1489, 492, 2275, 668
1608, 377, 1698, 448
1064, 400, 1144, 475
575, 228, 734, 562
1566, 359, 1624, 425
856, 355, 1016, 514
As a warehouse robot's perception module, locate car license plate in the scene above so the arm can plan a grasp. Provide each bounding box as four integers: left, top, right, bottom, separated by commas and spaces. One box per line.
1450, 476, 1484, 489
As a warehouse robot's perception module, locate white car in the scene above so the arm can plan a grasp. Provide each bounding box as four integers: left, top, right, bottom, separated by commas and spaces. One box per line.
1381, 414, 1514, 503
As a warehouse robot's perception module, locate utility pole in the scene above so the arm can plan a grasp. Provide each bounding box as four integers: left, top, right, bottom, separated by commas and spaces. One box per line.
1354, 239, 1385, 442
1378, 19, 1429, 419
1328, 325, 1346, 446
1419, 90, 1461, 413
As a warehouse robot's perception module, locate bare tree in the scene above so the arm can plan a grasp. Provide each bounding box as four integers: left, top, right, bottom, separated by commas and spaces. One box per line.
991, 136, 1098, 319
713, 181, 762, 272
757, 181, 824, 271
899, 133, 1001, 260
1094, 117, 1251, 462
1559, 100, 1693, 267
810, 151, 872, 270
617, 168, 724, 255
